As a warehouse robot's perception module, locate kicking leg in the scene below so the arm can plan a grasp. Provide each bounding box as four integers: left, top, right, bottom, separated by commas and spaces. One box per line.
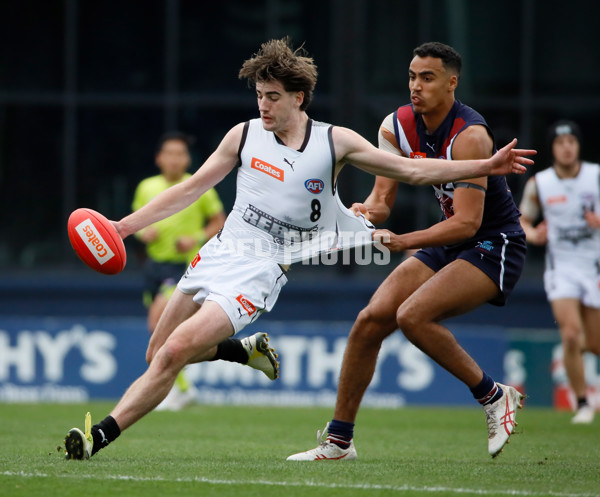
65, 300, 233, 459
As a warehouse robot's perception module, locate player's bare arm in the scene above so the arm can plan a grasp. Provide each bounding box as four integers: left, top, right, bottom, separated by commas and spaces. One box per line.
351, 176, 399, 225
430, 125, 490, 241
116, 124, 243, 239
350, 116, 402, 224
332, 126, 535, 185
519, 177, 547, 245
373, 126, 492, 251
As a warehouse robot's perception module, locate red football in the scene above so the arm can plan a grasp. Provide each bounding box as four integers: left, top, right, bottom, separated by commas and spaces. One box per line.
67, 208, 126, 275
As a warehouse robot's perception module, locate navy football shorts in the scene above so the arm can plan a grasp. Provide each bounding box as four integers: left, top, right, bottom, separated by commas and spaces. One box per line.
413, 230, 527, 306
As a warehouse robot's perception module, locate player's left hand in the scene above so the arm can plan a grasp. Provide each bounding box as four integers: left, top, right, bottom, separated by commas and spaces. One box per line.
584, 210, 600, 229
372, 229, 407, 252
488, 139, 536, 176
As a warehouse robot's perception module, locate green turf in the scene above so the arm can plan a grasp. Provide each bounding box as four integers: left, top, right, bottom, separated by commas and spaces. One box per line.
1, 402, 598, 497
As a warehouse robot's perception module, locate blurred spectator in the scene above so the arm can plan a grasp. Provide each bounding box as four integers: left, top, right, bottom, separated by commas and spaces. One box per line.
519, 120, 600, 424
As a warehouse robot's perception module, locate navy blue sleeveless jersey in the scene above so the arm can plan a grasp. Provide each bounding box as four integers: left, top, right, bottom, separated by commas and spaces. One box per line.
393, 100, 523, 238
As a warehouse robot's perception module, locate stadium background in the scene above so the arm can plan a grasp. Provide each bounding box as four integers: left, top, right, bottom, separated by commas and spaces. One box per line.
1, 0, 599, 408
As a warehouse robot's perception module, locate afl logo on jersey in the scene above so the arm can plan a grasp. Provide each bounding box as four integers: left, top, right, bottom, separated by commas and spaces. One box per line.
305, 178, 324, 194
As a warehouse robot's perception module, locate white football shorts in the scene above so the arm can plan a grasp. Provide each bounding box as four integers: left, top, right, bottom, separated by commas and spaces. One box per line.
177, 236, 288, 333
544, 260, 600, 308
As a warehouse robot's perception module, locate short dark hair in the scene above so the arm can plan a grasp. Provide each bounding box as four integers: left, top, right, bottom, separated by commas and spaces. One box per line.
413, 42, 462, 76
155, 131, 195, 154
238, 37, 318, 111
546, 119, 582, 151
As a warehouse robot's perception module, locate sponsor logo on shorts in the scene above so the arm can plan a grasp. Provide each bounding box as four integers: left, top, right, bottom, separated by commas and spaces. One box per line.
190, 253, 201, 268
75, 219, 115, 265
410, 152, 426, 159
251, 158, 284, 182
305, 178, 324, 194
236, 294, 257, 316
477, 240, 494, 252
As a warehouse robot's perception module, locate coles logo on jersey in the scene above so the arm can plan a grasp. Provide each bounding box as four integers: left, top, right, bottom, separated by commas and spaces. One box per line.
305, 178, 324, 194
75, 219, 115, 265
251, 158, 284, 182
410, 152, 426, 159
236, 294, 257, 316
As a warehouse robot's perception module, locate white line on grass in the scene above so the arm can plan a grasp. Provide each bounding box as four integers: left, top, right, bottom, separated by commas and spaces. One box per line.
2, 471, 599, 497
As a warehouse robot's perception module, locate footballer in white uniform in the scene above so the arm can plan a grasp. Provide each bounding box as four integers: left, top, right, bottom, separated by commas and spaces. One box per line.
520, 119, 600, 424
178, 118, 374, 332
535, 161, 600, 305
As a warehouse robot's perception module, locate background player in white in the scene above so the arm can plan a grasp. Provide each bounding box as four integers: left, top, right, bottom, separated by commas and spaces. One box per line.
520, 120, 600, 424
63, 37, 534, 460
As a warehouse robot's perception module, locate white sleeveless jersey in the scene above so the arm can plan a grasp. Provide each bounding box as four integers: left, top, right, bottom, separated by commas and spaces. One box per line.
535, 161, 600, 263
219, 118, 374, 264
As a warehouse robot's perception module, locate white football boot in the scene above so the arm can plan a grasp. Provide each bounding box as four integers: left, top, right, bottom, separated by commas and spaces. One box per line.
65, 412, 93, 460
484, 383, 525, 457
241, 332, 279, 380
287, 423, 357, 461
571, 404, 595, 424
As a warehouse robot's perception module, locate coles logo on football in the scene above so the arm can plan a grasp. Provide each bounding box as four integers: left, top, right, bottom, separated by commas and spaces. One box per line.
304, 178, 324, 194
75, 219, 115, 265
236, 294, 257, 316
251, 158, 284, 182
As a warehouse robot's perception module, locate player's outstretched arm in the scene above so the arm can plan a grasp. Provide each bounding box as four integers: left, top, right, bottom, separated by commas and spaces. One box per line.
487, 139, 536, 176
334, 127, 535, 186
115, 124, 242, 238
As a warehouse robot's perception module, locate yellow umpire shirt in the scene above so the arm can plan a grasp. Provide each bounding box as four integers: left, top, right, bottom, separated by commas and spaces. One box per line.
132, 173, 224, 264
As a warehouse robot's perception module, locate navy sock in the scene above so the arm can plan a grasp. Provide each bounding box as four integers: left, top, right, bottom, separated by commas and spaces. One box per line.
327, 419, 354, 449
91, 416, 121, 455
211, 338, 248, 364
470, 372, 503, 405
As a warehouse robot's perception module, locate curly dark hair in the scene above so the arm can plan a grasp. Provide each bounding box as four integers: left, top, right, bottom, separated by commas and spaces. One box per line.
413, 42, 462, 76
238, 37, 318, 111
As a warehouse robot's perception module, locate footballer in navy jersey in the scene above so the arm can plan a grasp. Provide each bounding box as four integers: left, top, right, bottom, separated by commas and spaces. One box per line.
391, 99, 526, 305
394, 100, 523, 238
288, 42, 528, 462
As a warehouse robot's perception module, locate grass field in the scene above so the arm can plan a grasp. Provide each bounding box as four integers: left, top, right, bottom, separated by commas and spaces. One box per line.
1, 402, 598, 497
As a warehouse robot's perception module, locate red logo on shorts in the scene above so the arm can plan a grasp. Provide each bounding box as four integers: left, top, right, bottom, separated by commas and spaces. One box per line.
190, 253, 201, 268
410, 152, 426, 159
236, 294, 257, 316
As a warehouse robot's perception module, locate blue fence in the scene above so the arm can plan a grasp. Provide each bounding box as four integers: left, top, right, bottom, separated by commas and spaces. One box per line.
0, 315, 564, 406
2, 271, 596, 408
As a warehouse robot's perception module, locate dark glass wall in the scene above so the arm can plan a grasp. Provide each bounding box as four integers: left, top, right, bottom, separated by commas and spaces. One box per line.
1, 0, 598, 275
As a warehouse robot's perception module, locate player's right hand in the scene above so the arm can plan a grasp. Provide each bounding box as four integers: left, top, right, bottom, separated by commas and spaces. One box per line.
351, 202, 369, 219
529, 220, 548, 245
